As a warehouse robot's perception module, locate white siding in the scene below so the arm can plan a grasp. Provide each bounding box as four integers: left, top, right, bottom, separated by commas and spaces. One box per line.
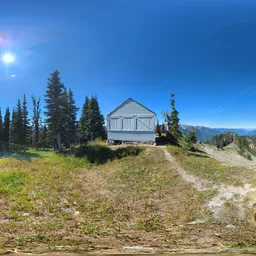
122, 117, 134, 130
107, 99, 156, 142
136, 117, 152, 131
110, 118, 119, 130
111, 100, 153, 116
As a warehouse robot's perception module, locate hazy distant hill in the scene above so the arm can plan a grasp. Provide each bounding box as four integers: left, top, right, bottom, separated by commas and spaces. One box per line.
180, 125, 222, 142
180, 125, 256, 142
211, 128, 250, 136
247, 130, 256, 136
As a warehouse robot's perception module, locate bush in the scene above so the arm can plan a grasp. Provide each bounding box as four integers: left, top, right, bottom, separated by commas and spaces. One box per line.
73, 144, 143, 164
246, 153, 253, 161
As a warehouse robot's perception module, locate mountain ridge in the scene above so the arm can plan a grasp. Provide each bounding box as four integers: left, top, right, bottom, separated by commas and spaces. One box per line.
180, 124, 256, 142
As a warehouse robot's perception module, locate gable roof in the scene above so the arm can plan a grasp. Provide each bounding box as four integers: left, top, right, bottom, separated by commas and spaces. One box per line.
107, 98, 156, 117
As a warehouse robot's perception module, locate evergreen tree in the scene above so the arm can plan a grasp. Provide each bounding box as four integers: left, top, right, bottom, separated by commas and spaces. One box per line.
22, 95, 31, 146
161, 123, 165, 133
0, 108, 3, 141
44, 70, 65, 150
187, 128, 197, 144
156, 119, 161, 137
10, 100, 23, 144
67, 89, 79, 145
16, 99, 24, 144
10, 108, 17, 144
78, 96, 90, 143
168, 94, 182, 145
3, 107, 10, 142
61, 88, 79, 147
32, 96, 41, 149
87, 96, 105, 141
61, 88, 69, 147
183, 128, 197, 151
38, 125, 48, 150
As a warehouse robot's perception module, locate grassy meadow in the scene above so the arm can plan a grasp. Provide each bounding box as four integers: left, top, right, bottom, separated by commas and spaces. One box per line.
1, 143, 256, 253
167, 145, 255, 186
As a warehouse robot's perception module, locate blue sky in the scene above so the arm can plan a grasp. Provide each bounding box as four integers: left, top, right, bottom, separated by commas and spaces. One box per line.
1, 0, 256, 128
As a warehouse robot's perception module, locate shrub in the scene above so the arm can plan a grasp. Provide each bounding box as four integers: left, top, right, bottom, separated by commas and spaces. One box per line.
74, 144, 143, 164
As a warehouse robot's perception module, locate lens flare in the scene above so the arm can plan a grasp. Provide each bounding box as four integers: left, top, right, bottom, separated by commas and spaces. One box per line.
2, 53, 14, 63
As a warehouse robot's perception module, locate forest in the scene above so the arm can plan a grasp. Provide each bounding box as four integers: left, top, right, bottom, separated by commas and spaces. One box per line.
0, 70, 105, 151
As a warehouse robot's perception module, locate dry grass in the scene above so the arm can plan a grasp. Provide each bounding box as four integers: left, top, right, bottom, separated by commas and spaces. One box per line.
167, 145, 255, 186
1, 144, 256, 253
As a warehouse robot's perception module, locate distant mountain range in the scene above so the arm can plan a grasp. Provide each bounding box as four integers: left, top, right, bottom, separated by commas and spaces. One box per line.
180, 125, 256, 142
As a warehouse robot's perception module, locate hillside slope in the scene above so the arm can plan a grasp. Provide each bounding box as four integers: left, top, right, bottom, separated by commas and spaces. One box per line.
2, 145, 256, 253
206, 132, 256, 160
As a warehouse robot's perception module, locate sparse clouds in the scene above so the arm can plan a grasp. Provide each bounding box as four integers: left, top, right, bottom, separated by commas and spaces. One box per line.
210, 86, 256, 114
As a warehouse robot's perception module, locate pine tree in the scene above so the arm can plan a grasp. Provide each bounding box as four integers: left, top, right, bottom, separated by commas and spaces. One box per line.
67, 89, 79, 145
10, 100, 23, 144
183, 127, 197, 151
161, 123, 165, 133
10, 108, 17, 144
16, 99, 23, 144
61, 88, 79, 148
168, 94, 182, 145
0, 108, 3, 141
156, 119, 161, 137
3, 107, 10, 142
187, 128, 197, 144
38, 125, 48, 150
22, 95, 31, 146
87, 96, 105, 141
44, 70, 65, 150
78, 96, 90, 143
32, 96, 41, 149
61, 88, 69, 147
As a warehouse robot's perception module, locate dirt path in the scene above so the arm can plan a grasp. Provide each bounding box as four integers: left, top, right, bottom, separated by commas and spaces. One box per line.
162, 147, 210, 191
161, 147, 256, 221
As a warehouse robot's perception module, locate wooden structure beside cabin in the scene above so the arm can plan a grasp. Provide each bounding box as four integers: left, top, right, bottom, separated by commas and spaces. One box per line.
107, 98, 156, 143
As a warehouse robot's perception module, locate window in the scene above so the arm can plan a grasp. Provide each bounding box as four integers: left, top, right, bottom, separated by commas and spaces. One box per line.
122, 117, 134, 130
136, 117, 152, 131
110, 118, 119, 130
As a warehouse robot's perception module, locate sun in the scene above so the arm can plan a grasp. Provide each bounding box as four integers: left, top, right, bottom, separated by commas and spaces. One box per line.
2, 53, 14, 64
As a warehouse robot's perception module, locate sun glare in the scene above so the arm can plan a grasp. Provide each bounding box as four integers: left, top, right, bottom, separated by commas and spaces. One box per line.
2, 53, 14, 63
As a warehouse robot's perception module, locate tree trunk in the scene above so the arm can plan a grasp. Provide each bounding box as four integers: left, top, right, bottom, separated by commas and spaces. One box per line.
56, 133, 62, 151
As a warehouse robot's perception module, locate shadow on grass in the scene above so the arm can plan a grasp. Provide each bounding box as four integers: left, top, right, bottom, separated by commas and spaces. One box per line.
0, 152, 41, 162
187, 153, 210, 158
156, 136, 168, 146
63, 144, 143, 164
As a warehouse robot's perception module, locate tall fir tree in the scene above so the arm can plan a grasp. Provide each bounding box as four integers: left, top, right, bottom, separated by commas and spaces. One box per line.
10, 99, 23, 144
156, 119, 161, 137
61, 88, 78, 148
183, 128, 198, 151
168, 94, 182, 145
22, 94, 31, 146
87, 96, 105, 141
16, 99, 24, 144
61, 88, 69, 147
10, 108, 17, 144
67, 89, 79, 145
44, 70, 65, 150
38, 125, 48, 150
78, 96, 90, 143
3, 107, 10, 142
0, 108, 3, 141
32, 96, 41, 149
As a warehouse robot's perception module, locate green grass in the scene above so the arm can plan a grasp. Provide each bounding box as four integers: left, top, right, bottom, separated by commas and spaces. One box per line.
167, 145, 249, 186
0, 145, 215, 251
1, 144, 256, 252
